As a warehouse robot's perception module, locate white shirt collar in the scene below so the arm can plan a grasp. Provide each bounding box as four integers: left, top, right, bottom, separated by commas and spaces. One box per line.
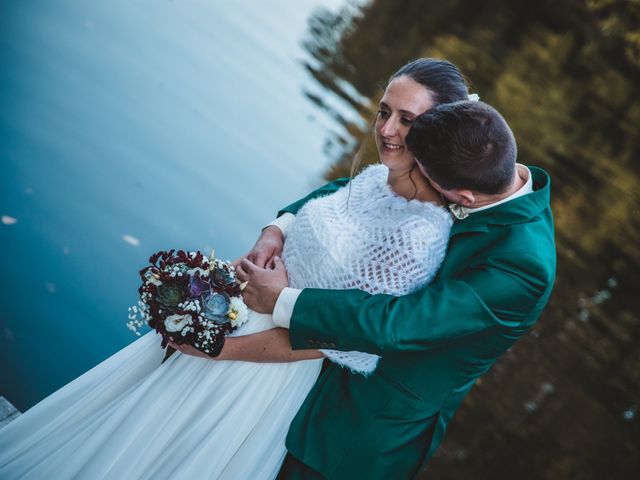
449, 164, 533, 220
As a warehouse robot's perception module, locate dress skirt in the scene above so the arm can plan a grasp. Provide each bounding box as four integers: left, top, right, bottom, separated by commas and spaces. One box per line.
0, 311, 323, 479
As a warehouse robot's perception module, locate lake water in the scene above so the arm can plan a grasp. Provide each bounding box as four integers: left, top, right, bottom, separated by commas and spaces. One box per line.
0, 0, 346, 411
2, 1, 639, 478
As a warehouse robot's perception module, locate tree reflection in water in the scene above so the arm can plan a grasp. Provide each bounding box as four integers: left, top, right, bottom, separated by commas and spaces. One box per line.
301, 1, 640, 478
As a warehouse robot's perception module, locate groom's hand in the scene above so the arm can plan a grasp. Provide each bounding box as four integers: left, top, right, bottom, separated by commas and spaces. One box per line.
231, 226, 284, 269
236, 256, 288, 314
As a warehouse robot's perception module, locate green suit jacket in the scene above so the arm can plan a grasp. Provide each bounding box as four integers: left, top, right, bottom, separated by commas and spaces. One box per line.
279, 167, 556, 479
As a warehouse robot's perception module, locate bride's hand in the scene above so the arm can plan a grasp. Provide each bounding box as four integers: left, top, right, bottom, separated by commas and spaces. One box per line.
231, 226, 284, 269
167, 341, 209, 360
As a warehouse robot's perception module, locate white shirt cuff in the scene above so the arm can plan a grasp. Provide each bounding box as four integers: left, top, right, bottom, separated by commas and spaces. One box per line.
272, 287, 302, 329
265, 213, 296, 238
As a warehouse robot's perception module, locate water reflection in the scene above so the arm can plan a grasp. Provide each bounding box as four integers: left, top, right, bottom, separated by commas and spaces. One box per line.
302, 1, 640, 478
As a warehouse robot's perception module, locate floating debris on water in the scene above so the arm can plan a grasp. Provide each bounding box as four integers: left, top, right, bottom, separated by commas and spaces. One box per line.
541, 383, 555, 394
1, 215, 17, 225
579, 309, 590, 322
524, 382, 556, 413
623, 407, 636, 421
122, 234, 140, 247
433, 447, 468, 461
4, 328, 15, 342
577, 278, 617, 322
592, 290, 612, 305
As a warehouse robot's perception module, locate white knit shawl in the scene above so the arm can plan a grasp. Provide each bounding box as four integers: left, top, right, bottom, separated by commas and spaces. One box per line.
282, 164, 453, 375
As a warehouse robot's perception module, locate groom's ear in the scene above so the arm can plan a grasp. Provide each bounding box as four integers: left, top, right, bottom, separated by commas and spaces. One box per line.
452, 189, 476, 207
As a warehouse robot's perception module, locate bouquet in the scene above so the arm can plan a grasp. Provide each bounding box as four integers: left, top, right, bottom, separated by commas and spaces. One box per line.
127, 249, 249, 361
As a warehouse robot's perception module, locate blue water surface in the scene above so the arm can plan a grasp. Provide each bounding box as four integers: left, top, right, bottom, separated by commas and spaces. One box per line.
1, 0, 347, 411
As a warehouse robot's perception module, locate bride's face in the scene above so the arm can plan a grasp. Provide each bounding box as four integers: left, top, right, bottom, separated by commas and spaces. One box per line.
375, 76, 435, 173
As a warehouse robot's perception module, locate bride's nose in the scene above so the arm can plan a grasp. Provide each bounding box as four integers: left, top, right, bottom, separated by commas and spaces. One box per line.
380, 116, 400, 138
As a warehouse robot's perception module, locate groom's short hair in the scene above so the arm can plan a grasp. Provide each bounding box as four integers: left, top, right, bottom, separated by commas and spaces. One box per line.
406, 101, 516, 194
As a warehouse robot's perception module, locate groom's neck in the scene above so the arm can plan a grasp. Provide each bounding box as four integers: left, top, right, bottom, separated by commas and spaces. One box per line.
468, 165, 528, 209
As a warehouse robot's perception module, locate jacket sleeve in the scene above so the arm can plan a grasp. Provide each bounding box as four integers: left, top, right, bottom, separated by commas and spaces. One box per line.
289, 253, 550, 355
277, 177, 351, 217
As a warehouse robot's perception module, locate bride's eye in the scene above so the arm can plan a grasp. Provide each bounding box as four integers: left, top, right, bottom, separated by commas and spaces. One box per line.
377, 110, 390, 119
400, 117, 414, 126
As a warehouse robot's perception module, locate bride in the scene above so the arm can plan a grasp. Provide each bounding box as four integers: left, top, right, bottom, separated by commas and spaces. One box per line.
0, 58, 468, 479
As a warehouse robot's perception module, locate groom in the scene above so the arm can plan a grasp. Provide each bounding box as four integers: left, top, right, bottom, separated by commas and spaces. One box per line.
237, 101, 556, 479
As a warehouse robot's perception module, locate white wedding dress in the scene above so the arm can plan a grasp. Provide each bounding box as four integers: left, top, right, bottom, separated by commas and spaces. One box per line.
0, 165, 452, 480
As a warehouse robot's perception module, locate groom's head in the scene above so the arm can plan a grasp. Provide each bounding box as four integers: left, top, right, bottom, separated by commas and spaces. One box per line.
406, 101, 517, 206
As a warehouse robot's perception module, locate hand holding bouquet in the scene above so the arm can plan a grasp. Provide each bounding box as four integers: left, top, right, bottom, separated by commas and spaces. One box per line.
127, 249, 249, 361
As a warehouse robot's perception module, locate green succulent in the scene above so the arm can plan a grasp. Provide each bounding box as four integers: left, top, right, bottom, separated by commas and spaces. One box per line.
156, 283, 187, 312
212, 265, 235, 285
